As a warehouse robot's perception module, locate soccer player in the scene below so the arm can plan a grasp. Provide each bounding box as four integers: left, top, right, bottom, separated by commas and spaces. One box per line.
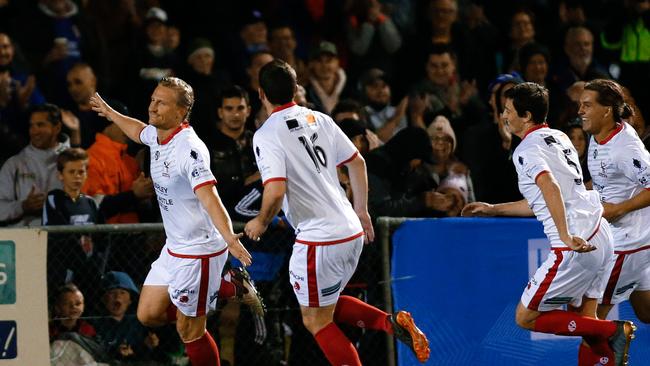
89, 77, 260, 366
580, 79, 650, 324
243, 59, 430, 365
462, 82, 635, 365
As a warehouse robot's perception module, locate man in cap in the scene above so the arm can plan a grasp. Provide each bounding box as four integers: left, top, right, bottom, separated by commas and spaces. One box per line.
359, 68, 407, 142
306, 41, 350, 114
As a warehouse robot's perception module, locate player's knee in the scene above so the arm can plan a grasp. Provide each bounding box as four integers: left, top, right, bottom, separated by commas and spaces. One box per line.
137, 307, 158, 327
301, 315, 329, 335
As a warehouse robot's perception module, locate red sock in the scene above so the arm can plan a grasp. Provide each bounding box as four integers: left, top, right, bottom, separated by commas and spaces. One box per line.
578, 341, 614, 365
218, 278, 236, 299
334, 295, 392, 333
314, 322, 362, 366
534, 311, 617, 337
185, 332, 220, 366
166, 304, 177, 323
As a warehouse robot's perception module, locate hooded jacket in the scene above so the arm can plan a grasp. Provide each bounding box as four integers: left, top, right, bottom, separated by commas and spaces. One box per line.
0, 136, 70, 226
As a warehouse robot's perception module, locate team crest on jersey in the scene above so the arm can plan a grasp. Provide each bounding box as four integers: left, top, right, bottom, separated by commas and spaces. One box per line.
593, 149, 598, 159
154, 151, 160, 160
256, 146, 260, 157
518, 156, 524, 165
190, 150, 198, 160
633, 158, 647, 173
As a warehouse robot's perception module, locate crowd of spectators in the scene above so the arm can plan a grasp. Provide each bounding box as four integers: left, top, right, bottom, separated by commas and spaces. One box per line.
1, 0, 648, 364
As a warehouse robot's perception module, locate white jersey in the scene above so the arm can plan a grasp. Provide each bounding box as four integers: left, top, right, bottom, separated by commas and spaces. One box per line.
513, 125, 602, 248
588, 123, 650, 251
253, 102, 363, 245
140, 123, 226, 255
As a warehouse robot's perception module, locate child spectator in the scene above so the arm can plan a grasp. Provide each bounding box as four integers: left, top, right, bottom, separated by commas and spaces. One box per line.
49, 283, 96, 342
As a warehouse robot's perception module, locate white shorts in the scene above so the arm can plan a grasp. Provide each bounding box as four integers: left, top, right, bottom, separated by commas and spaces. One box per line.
289, 237, 363, 307
144, 244, 228, 317
601, 245, 650, 305
521, 219, 614, 311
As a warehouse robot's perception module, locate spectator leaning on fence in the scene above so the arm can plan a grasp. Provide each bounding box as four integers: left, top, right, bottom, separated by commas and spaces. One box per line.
0, 103, 70, 226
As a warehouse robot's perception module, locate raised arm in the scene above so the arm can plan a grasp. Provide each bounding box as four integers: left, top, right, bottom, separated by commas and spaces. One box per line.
89, 92, 147, 144
195, 184, 252, 265
345, 154, 375, 243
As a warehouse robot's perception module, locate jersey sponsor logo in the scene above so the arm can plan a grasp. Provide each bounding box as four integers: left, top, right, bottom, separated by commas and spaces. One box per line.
154, 182, 167, 194
163, 161, 171, 177
593, 149, 598, 159
179, 295, 189, 304
293, 281, 300, 291
599, 161, 608, 179
191, 168, 200, 178
289, 270, 304, 281
306, 114, 316, 125
600, 356, 610, 365
154, 150, 160, 160
190, 150, 198, 160
157, 196, 174, 211
286, 118, 300, 130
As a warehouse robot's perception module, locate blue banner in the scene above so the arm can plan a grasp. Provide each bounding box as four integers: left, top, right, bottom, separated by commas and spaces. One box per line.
391, 218, 649, 366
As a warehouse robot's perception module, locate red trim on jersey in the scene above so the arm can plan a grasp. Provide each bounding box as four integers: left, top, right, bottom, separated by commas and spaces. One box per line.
307, 246, 319, 307
272, 102, 297, 114
615, 244, 650, 255
136, 124, 147, 143
193, 180, 216, 192
596, 123, 624, 145
296, 232, 364, 246
602, 253, 626, 305
528, 249, 564, 310
644, 188, 650, 191
196, 258, 210, 316
534, 170, 549, 183
522, 123, 549, 140
167, 247, 228, 259
160, 121, 190, 145
337, 151, 359, 168
263, 177, 287, 185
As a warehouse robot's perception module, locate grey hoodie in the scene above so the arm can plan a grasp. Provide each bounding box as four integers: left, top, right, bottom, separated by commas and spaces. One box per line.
0, 137, 70, 226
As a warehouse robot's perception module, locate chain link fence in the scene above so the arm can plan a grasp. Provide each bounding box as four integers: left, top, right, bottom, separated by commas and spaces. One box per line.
44, 218, 406, 365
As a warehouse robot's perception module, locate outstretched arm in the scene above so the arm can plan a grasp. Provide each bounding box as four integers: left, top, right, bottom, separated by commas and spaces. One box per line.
462, 199, 533, 217
89, 92, 147, 144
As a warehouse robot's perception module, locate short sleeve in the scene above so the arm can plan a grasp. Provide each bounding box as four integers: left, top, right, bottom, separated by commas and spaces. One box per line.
516, 145, 551, 183
618, 143, 650, 190
179, 139, 216, 191
253, 132, 287, 185
332, 121, 359, 167
139, 125, 157, 146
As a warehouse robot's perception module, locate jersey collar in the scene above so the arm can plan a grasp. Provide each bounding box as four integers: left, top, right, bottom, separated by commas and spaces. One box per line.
160, 121, 190, 145
271, 102, 297, 115
522, 123, 549, 140
596, 123, 624, 145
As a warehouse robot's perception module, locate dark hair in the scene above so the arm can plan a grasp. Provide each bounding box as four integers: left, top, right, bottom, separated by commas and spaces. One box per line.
259, 59, 297, 105
494, 81, 519, 114
54, 283, 82, 306
511, 8, 536, 28
426, 43, 456, 60
159, 77, 194, 121
518, 42, 550, 72
332, 99, 364, 118
504, 82, 549, 124
57, 148, 88, 172
219, 85, 250, 107
584, 79, 634, 122
29, 103, 62, 126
